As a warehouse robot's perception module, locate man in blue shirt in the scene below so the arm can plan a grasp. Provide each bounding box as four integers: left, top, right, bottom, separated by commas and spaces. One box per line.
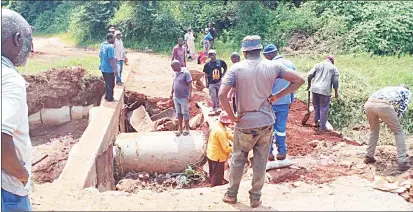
263, 44, 296, 161
99, 33, 118, 101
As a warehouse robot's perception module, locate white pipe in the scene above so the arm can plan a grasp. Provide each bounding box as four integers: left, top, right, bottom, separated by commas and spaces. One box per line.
28, 105, 94, 128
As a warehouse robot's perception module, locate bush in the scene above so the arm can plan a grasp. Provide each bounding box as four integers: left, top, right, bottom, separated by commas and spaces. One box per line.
33, 3, 72, 34
68, 1, 116, 44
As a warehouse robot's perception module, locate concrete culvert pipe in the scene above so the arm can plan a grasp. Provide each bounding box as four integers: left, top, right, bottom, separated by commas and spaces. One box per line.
115, 131, 206, 174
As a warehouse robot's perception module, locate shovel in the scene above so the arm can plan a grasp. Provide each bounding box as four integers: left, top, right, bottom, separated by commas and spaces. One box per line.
301, 90, 311, 125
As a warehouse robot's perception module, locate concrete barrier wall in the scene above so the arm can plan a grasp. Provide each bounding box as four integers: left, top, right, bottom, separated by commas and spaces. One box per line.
57, 69, 129, 191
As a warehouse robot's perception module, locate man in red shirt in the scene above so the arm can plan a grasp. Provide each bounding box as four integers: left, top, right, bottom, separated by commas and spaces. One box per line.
171, 38, 186, 67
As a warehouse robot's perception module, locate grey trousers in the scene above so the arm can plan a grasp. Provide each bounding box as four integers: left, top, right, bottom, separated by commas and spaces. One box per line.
226, 125, 273, 200
208, 82, 221, 109
364, 100, 407, 163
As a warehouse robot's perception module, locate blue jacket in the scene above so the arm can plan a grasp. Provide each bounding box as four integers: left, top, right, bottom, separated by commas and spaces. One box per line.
272, 56, 296, 105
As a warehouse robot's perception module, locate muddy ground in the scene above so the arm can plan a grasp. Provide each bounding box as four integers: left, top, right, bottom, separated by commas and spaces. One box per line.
28, 37, 413, 210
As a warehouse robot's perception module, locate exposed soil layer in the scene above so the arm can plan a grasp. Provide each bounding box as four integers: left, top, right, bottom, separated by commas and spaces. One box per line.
286, 99, 360, 156
31, 119, 88, 184
24, 67, 104, 115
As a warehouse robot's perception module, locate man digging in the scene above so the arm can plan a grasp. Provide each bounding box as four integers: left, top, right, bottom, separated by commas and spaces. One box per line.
263, 44, 297, 161
170, 60, 192, 136
203, 49, 227, 114
364, 85, 412, 171
307, 55, 339, 134
219, 35, 304, 208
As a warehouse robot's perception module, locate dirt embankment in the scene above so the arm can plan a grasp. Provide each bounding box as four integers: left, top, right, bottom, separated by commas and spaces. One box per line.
24, 67, 104, 115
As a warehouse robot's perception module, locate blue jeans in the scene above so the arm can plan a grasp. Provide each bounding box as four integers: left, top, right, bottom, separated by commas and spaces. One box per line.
270, 104, 289, 155
116, 60, 124, 83
1, 189, 31, 212
173, 97, 190, 120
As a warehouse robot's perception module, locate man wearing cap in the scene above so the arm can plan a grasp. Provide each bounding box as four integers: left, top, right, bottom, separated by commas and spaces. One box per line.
207, 111, 233, 187
171, 38, 186, 67
203, 49, 228, 113
263, 44, 296, 161
219, 35, 304, 208
114, 30, 125, 85
307, 56, 339, 133
364, 84, 411, 171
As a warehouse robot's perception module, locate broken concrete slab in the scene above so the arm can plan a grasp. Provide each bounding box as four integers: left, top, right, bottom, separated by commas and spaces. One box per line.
127, 105, 154, 132
189, 113, 203, 129
150, 108, 174, 121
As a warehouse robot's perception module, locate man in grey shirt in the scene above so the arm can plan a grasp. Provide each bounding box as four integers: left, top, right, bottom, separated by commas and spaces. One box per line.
218, 35, 304, 208
307, 55, 339, 133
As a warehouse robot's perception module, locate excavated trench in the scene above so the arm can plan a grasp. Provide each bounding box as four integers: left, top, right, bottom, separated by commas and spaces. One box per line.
114, 91, 211, 193
28, 67, 104, 184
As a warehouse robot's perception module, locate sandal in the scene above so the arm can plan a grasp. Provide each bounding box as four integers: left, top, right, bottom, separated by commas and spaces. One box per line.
183, 130, 190, 136
175, 131, 182, 137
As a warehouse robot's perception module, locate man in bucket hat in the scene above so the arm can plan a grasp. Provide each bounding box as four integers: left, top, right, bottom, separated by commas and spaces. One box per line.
263, 43, 297, 161
218, 35, 304, 208
206, 111, 234, 187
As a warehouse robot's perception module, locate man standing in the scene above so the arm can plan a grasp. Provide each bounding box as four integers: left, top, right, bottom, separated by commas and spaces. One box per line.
307, 55, 339, 133
219, 35, 304, 208
99, 33, 118, 102
203, 49, 227, 113
1, 8, 33, 211
171, 38, 186, 67
228, 52, 241, 113
170, 60, 193, 136
364, 85, 411, 171
114, 30, 125, 86
263, 44, 296, 161
203, 28, 213, 55
208, 22, 217, 49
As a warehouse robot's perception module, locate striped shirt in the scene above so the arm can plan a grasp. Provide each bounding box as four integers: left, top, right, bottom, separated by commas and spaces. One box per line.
370, 86, 411, 117
222, 58, 288, 129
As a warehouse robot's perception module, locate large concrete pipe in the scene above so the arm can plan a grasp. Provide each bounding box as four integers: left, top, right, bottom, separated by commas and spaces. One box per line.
28, 105, 94, 128
115, 131, 206, 174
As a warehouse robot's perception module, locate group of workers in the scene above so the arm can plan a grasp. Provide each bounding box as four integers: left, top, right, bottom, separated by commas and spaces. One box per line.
169, 31, 411, 208
1, 7, 411, 211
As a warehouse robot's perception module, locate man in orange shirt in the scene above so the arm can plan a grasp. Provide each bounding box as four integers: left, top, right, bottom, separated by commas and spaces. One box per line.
207, 111, 233, 186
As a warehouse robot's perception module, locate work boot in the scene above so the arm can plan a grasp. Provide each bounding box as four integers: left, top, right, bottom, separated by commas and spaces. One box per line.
268, 153, 275, 161
222, 193, 237, 204
276, 153, 287, 161
364, 156, 376, 164
250, 199, 262, 208
398, 162, 412, 171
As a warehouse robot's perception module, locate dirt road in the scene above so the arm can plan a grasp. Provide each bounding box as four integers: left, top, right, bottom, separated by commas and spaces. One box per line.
29, 37, 413, 211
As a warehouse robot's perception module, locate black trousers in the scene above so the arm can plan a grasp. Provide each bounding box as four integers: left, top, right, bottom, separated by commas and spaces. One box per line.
208, 158, 225, 187
102, 72, 115, 101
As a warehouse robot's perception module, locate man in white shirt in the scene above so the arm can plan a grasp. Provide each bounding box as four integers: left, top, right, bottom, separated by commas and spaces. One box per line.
1, 8, 33, 211
114, 30, 125, 85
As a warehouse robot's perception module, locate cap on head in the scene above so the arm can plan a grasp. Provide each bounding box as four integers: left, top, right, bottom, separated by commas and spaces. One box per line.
219, 111, 232, 124
230, 52, 240, 58
205, 28, 209, 32
400, 84, 409, 90
208, 49, 216, 55
115, 30, 121, 35
241, 35, 263, 52
263, 44, 278, 55
326, 55, 334, 64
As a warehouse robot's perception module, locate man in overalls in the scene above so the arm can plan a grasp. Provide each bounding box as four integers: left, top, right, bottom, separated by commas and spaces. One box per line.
263, 44, 296, 161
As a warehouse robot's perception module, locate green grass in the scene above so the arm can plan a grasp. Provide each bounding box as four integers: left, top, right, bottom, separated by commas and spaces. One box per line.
18, 55, 100, 76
